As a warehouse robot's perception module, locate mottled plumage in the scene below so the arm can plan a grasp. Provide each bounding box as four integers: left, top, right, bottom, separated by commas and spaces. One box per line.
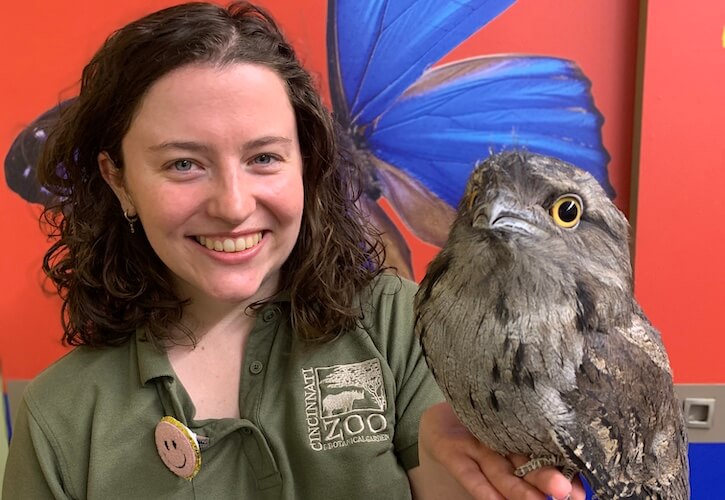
415, 151, 689, 499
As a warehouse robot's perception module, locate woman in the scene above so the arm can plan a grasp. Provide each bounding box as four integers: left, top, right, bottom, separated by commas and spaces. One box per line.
3, 2, 581, 498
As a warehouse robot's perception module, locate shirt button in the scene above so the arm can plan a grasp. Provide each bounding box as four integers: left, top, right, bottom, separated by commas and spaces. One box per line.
262, 308, 278, 322
249, 360, 264, 374
242, 427, 252, 435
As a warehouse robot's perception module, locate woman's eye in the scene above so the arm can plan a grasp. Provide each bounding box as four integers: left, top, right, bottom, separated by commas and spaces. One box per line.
253, 154, 277, 165
172, 159, 195, 171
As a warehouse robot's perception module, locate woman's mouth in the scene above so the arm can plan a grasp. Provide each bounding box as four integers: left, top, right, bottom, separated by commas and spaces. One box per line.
195, 232, 263, 253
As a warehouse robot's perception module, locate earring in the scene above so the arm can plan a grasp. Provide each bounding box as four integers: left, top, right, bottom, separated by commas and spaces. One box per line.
123, 210, 139, 234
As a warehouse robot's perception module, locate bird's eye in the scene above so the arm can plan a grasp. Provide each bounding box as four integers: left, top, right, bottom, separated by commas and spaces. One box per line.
550, 194, 583, 228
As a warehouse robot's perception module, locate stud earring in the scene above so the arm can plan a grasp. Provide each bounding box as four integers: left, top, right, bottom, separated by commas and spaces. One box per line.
123, 209, 139, 234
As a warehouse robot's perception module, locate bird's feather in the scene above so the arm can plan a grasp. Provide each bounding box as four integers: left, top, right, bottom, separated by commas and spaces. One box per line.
554, 307, 689, 498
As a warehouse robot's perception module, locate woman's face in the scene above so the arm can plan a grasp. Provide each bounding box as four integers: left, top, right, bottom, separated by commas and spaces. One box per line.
101, 63, 304, 308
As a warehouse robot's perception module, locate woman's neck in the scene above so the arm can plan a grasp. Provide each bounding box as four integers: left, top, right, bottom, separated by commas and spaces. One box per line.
166, 304, 256, 420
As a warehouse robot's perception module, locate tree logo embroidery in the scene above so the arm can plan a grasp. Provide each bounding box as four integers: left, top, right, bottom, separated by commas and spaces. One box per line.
302, 359, 390, 452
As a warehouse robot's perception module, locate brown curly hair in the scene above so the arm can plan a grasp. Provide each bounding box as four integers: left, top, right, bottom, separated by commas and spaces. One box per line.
39, 1, 385, 348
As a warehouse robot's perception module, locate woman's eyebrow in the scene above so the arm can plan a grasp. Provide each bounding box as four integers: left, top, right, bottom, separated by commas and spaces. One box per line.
147, 141, 211, 153
243, 136, 292, 149
147, 136, 292, 153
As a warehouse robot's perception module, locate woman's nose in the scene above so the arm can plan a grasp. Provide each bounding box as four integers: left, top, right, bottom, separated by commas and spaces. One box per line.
206, 169, 256, 224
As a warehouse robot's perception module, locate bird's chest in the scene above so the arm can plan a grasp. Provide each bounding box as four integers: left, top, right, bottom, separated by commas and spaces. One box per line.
440, 282, 579, 381
423, 291, 582, 455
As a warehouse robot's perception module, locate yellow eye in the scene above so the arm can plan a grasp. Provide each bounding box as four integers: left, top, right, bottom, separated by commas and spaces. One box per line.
550, 194, 583, 228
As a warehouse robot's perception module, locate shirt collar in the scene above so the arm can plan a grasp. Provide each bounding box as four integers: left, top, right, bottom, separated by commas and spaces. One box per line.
135, 329, 175, 385
133, 298, 288, 386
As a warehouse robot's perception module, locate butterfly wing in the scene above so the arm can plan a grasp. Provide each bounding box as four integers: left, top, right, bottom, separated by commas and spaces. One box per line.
327, 0, 516, 127
328, 0, 519, 262
4, 101, 72, 206
365, 56, 612, 245
328, 0, 611, 251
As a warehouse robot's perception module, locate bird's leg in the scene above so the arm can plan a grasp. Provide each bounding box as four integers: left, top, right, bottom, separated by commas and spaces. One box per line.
514, 455, 576, 479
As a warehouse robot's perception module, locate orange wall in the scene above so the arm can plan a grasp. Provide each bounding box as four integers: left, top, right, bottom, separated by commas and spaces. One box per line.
0, 0, 638, 379
632, 0, 725, 383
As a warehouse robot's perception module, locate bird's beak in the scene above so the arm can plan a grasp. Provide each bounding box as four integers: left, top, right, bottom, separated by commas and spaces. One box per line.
480, 196, 543, 236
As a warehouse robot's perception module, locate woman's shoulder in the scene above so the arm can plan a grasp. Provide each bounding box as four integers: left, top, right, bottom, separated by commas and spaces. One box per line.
24, 341, 135, 415
357, 272, 419, 350
367, 272, 418, 305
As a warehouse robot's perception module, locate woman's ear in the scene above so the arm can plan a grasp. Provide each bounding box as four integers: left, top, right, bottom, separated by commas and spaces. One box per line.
98, 151, 135, 214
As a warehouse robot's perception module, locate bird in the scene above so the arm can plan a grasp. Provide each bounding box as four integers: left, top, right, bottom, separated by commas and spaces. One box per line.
415, 151, 689, 499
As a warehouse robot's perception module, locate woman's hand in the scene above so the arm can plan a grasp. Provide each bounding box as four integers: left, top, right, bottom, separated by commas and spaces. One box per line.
415, 402, 586, 499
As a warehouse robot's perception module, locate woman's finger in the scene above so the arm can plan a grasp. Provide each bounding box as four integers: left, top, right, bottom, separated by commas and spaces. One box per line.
449, 456, 506, 500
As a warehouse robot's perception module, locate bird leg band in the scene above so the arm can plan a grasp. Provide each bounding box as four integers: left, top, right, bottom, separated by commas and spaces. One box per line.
514, 456, 577, 481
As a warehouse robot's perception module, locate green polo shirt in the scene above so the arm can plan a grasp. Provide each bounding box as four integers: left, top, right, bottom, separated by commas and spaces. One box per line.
3, 275, 444, 499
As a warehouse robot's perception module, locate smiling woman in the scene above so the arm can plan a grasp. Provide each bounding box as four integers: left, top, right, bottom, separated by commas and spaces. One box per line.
100, 63, 304, 310
2, 2, 581, 499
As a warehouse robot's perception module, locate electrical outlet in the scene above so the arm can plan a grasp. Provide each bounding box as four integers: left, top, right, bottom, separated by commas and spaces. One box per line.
675, 384, 725, 443
683, 398, 715, 429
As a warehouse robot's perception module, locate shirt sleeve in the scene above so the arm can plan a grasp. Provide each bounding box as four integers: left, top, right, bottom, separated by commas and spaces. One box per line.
3, 396, 73, 499
365, 275, 445, 470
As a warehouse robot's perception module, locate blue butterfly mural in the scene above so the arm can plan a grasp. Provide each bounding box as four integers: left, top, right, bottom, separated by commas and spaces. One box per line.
3, 0, 611, 279
327, 0, 611, 277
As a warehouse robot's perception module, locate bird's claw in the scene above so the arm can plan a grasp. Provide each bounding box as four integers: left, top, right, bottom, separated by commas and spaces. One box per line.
514, 456, 577, 481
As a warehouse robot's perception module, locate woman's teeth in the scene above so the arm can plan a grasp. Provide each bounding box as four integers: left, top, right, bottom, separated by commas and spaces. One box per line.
196, 233, 262, 253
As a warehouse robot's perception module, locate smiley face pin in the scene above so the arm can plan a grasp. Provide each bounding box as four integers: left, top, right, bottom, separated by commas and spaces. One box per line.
154, 416, 201, 480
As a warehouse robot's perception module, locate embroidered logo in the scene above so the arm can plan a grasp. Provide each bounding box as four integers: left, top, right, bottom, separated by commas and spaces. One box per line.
302, 358, 389, 451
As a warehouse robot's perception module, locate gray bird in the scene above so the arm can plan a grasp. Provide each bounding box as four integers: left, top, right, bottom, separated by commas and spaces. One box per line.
415, 151, 689, 499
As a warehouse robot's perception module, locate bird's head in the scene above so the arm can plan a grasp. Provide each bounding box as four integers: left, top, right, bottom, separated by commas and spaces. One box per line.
455, 150, 632, 289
